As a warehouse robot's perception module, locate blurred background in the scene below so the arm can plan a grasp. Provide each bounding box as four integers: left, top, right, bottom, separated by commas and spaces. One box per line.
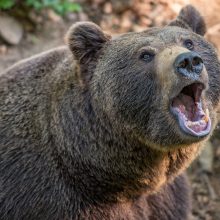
0, 0, 220, 219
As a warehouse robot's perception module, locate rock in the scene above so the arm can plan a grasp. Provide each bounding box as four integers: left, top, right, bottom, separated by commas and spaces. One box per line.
121, 10, 134, 32
47, 9, 62, 22
132, 25, 147, 32
29, 11, 44, 24
92, 0, 105, 5
139, 16, 151, 27
0, 15, 23, 45
206, 24, 220, 52
110, 0, 134, 13
78, 12, 89, 22
134, 2, 151, 17
199, 141, 214, 173
66, 12, 78, 22
0, 45, 7, 55
103, 2, 112, 14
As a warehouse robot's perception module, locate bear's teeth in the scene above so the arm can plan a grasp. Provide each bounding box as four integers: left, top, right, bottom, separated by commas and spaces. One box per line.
203, 109, 209, 123
187, 120, 207, 127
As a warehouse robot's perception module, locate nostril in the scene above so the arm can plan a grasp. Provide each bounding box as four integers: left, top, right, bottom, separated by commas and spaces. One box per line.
178, 59, 189, 68
192, 56, 203, 66
174, 52, 203, 78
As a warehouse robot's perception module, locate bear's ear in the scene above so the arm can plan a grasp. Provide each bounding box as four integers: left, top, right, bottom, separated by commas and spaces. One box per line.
168, 5, 206, 36
66, 22, 111, 63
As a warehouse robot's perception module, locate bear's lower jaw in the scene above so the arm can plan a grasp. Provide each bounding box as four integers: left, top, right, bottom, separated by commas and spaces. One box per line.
171, 82, 211, 137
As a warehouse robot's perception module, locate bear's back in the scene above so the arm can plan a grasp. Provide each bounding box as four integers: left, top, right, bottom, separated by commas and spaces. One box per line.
0, 47, 78, 219
0, 46, 77, 146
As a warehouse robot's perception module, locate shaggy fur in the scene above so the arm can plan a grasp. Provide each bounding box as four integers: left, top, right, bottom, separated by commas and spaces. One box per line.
0, 5, 220, 220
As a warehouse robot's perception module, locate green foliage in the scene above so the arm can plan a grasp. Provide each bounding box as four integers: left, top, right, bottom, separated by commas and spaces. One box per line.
26, 0, 82, 15
0, 0, 81, 15
0, 0, 16, 9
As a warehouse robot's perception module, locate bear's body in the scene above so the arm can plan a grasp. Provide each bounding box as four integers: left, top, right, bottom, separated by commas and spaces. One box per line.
0, 5, 220, 220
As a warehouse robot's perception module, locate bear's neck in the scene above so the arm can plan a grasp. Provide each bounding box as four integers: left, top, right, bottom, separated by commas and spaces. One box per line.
53, 90, 201, 205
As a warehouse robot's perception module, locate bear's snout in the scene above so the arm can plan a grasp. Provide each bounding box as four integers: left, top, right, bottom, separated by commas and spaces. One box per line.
156, 47, 208, 97
174, 52, 203, 79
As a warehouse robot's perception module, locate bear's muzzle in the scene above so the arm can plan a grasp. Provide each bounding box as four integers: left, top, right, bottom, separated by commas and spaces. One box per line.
174, 52, 203, 80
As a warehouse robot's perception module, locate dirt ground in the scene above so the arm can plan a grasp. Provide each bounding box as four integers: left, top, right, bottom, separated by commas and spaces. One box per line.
0, 1, 220, 219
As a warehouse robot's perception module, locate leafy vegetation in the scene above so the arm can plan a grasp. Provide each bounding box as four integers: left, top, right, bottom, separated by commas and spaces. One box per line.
0, 0, 81, 15
0, 0, 15, 9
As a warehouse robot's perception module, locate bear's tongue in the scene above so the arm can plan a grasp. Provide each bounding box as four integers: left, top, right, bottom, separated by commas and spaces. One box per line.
171, 83, 211, 136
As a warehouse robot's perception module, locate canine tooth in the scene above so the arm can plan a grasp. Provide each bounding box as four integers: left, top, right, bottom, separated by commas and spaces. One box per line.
187, 121, 193, 127
194, 121, 199, 126
199, 120, 205, 126
203, 109, 209, 123
206, 108, 209, 117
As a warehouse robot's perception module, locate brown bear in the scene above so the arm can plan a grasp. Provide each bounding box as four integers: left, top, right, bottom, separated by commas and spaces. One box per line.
0, 5, 219, 220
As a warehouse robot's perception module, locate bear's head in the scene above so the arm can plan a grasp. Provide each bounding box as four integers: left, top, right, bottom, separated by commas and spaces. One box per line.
66, 5, 220, 151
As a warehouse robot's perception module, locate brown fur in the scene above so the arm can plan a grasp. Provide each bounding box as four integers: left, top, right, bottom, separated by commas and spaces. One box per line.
0, 5, 220, 220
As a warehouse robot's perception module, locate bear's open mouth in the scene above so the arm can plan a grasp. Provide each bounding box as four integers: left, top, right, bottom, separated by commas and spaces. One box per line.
171, 83, 211, 137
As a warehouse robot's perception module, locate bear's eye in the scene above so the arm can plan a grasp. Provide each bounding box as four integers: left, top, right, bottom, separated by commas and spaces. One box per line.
184, 39, 194, 50
140, 52, 155, 63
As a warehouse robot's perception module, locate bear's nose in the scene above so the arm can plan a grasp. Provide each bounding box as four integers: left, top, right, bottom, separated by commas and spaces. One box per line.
174, 52, 203, 79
